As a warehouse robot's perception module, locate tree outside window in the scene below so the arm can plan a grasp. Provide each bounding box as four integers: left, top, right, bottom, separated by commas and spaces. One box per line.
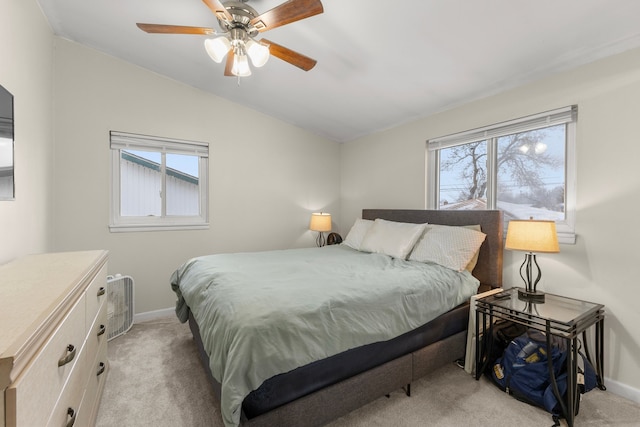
439, 125, 565, 222
428, 106, 576, 243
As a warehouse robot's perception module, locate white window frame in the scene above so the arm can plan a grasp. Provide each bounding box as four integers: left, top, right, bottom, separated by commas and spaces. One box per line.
427, 106, 577, 244
110, 131, 209, 232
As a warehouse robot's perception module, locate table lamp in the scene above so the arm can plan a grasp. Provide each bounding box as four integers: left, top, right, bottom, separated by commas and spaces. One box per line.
309, 212, 331, 247
505, 218, 559, 303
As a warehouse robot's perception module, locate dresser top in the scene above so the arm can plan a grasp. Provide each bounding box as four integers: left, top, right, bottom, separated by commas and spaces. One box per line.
0, 250, 108, 389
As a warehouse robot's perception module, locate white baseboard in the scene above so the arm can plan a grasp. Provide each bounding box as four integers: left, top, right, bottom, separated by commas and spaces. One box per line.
134, 307, 175, 323
604, 376, 640, 404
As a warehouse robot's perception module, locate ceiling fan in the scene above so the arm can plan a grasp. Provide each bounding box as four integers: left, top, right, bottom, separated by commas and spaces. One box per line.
136, 0, 323, 77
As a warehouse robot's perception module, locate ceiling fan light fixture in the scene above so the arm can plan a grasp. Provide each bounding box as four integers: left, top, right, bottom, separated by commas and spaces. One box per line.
138, 0, 324, 77
232, 53, 252, 77
204, 37, 231, 63
246, 39, 270, 67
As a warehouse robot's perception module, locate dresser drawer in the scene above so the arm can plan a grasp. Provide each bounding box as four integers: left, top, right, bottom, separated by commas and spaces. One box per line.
85, 298, 107, 375
85, 264, 108, 333
45, 350, 87, 427
76, 337, 108, 427
5, 294, 86, 427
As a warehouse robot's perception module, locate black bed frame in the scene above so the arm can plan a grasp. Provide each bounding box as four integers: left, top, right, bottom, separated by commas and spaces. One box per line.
190, 209, 503, 426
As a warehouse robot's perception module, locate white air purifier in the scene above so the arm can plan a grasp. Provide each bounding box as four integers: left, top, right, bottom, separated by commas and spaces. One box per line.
106, 274, 135, 340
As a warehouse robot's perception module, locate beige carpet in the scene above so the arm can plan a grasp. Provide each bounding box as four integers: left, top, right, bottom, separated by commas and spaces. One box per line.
96, 317, 640, 427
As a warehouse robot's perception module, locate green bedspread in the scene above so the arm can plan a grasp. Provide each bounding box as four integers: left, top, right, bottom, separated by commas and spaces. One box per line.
170, 245, 479, 427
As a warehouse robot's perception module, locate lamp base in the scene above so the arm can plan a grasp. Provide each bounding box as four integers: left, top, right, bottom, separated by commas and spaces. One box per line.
518, 288, 545, 303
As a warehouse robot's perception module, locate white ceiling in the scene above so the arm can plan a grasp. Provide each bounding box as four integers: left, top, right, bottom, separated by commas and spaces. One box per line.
37, 0, 640, 142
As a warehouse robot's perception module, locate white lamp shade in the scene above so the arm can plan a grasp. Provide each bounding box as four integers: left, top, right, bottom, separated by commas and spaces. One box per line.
231, 54, 252, 77
246, 40, 270, 67
309, 212, 331, 232
505, 219, 559, 253
204, 37, 231, 63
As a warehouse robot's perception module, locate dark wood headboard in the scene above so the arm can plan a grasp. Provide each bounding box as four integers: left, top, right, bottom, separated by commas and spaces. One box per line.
362, 209, 503, 289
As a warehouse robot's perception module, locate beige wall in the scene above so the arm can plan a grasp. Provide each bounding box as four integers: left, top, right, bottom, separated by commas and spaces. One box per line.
0, 0, 54, 263
50, 39, 340, 313
4, 0, 639, 403
341, 48, 640, 399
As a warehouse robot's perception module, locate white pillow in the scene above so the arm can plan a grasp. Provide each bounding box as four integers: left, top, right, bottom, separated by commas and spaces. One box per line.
342, 218, 374, 250
408, 224, 486, 272
359, 219, 426, 259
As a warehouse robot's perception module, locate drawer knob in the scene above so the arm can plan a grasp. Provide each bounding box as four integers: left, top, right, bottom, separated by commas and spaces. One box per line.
58, 344, 76, 367
97, 324, 106, 337
66, 407, 76, 427
97, 362, 106, 376
97, 286, 106, 297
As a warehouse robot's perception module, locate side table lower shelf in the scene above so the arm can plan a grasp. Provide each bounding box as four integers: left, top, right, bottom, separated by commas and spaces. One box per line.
474, 288, 605, 427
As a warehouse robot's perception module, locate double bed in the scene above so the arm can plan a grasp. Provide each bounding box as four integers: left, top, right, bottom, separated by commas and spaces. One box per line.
170, 209, 503, 427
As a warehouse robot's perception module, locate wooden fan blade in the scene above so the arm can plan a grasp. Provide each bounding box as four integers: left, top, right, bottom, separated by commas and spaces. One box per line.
136, 23, 216, 35
224, 50, 235, 76
202, 0, 234, 23
262, 39, 317, 71
250, 0, 323, 32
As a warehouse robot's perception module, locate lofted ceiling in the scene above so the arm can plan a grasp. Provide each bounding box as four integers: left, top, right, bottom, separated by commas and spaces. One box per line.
37, 0, 640, 142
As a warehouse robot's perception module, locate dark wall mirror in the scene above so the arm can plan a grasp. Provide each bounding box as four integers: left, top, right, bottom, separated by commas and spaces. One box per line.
0, 84, 14, 200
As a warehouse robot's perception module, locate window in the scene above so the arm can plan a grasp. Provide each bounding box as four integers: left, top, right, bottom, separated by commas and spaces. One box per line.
427, 106, 576, 243
110, 131, 209, 232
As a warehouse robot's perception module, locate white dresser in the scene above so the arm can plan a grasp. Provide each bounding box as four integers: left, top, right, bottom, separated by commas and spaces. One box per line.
0, 250, 109, 427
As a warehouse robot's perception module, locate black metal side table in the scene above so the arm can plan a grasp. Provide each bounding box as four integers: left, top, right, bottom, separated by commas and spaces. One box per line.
474, 287, 605, 427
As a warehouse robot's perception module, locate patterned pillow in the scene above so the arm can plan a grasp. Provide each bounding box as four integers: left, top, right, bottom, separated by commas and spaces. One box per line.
461, 225, 482, 272
409, 224, 486, 272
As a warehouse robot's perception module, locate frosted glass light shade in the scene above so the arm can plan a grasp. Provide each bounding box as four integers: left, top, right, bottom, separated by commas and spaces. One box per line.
246, 40, 270, 67
204, 37, 231, 63
231, 54, 252, 76
505, 219, 559, 253
309, 212, 332, 232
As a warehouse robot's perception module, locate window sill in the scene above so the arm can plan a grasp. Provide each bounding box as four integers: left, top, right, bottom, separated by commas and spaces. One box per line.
109, 222, 209, 233
558, 231, 576, 245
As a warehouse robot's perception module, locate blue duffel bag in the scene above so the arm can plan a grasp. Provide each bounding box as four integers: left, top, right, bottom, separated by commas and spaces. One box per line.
490, 330, 596, 420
